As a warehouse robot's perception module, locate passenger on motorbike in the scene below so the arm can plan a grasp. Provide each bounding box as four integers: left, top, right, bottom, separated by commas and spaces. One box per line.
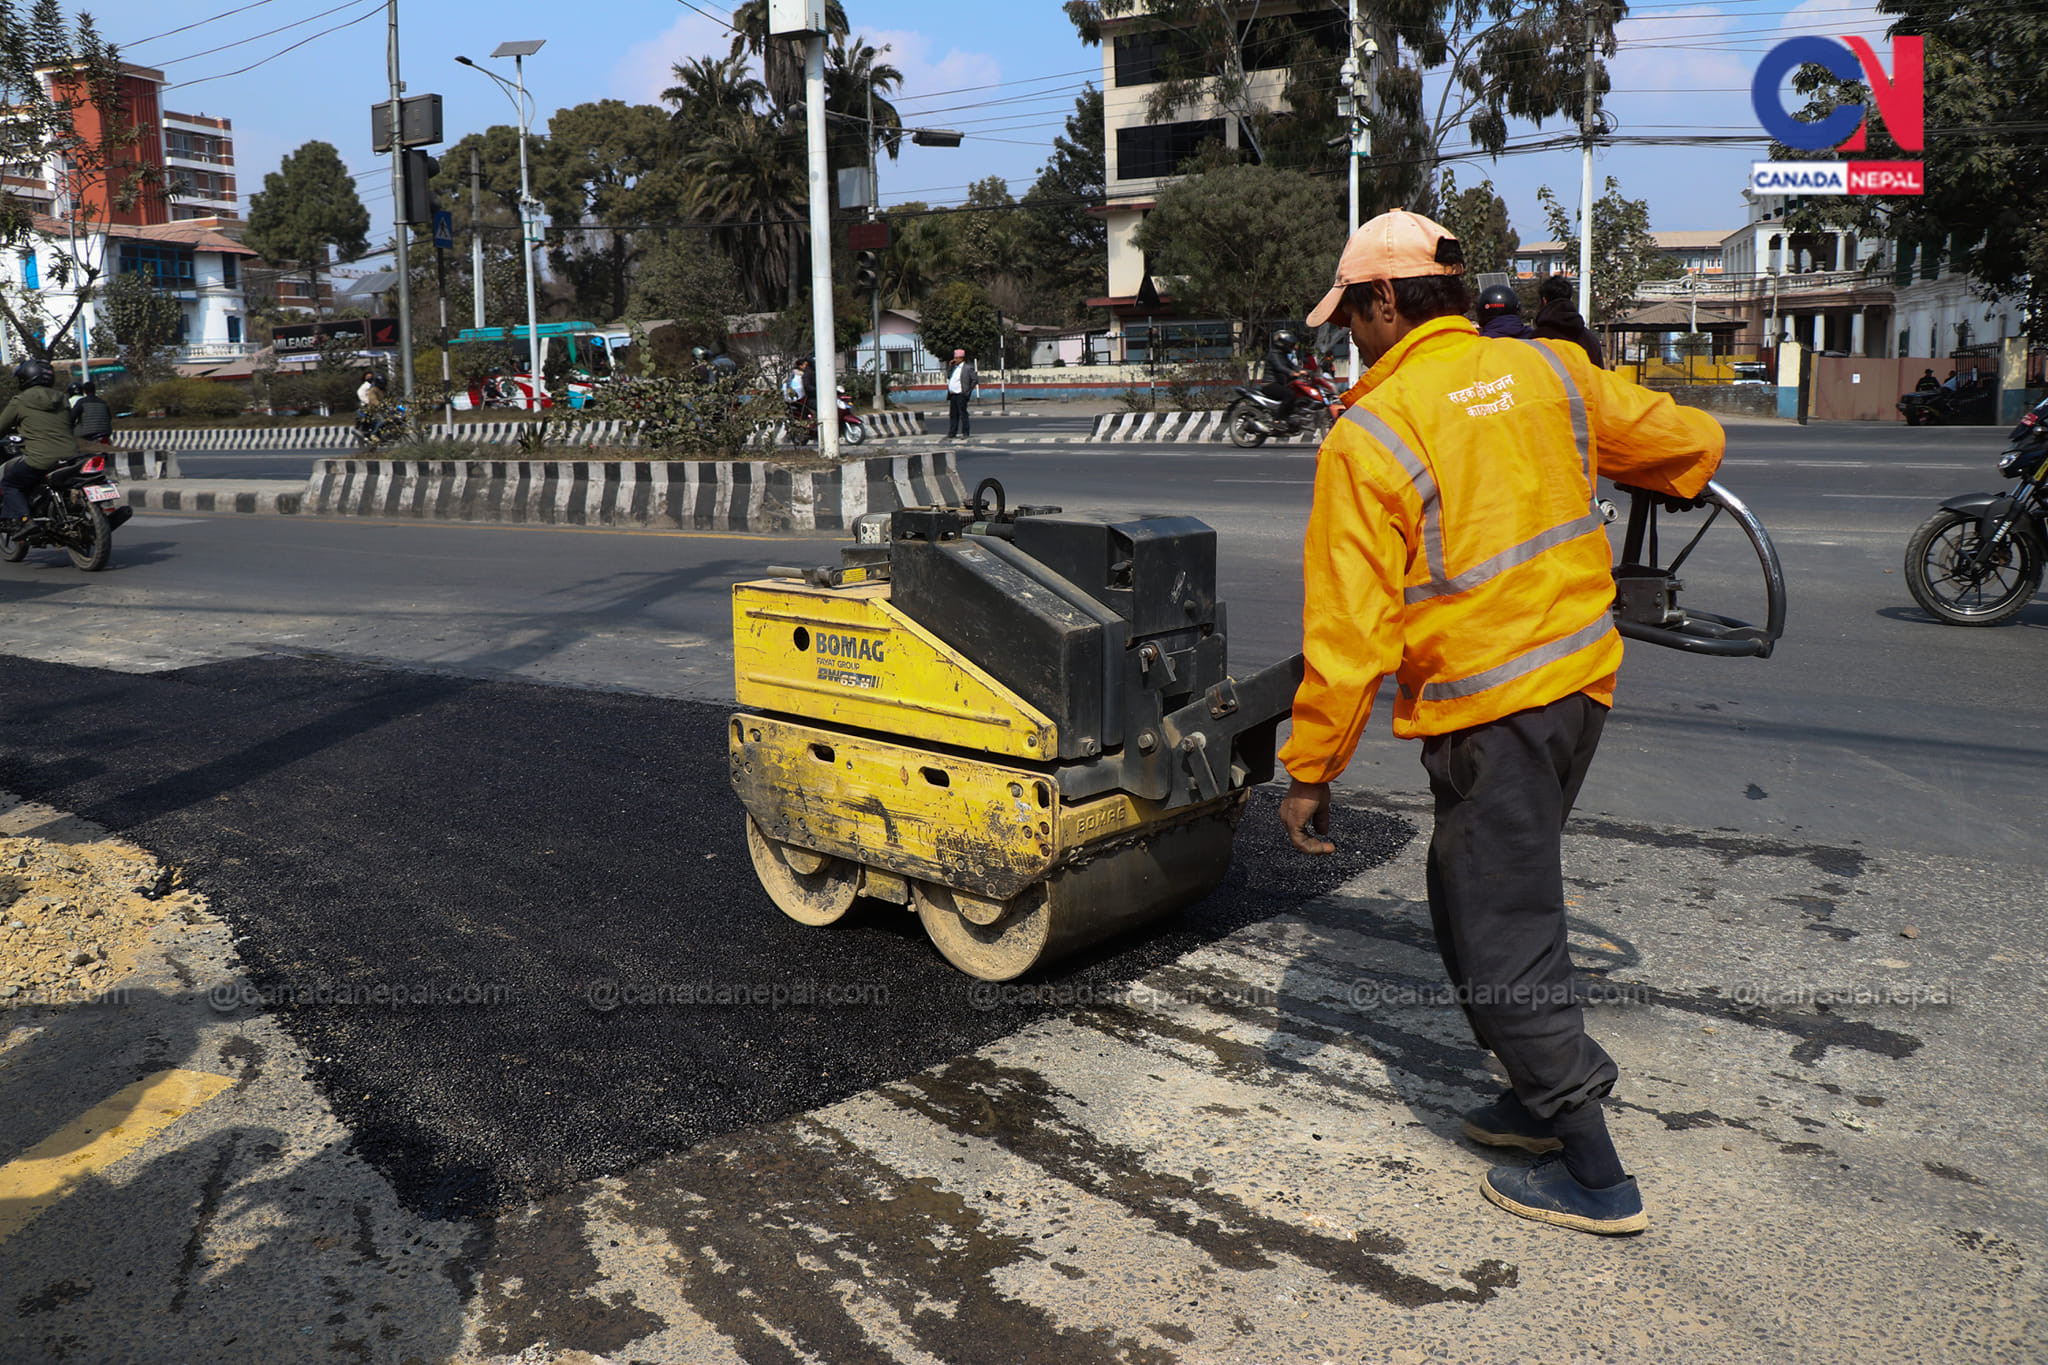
1262, 329, 1304, 424
68, 379, 114, 446
1, 359, 80, 531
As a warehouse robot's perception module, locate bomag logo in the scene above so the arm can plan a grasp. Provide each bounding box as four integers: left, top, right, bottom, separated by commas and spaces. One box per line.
816, 631, 885, 664
1075, 805, 1129, 836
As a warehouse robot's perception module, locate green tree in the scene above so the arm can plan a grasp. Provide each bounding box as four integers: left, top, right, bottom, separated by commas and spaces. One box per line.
541, 100, 682, 321
1131, 164, 1346, 342
680, 109, 807, 311
626, 236, 747, 342
244, 141, 370, 316
1536, 176, 1676, 323
1019, 89, 1107, 323
919, 280, 1002, 364
1435, 170, 1518, 276
99, 271, 182, 379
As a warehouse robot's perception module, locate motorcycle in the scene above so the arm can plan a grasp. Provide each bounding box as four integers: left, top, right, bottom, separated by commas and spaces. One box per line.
355, 402, 409, 451
786, 387, 865, 447
1897, 378, 1995, 426
1225, 361, 1342, 448
1902, 393, 2048, 625
0, 437, 131, 571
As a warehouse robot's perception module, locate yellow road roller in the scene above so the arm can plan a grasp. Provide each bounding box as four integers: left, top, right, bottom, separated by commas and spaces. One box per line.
729, 479, 1304, 980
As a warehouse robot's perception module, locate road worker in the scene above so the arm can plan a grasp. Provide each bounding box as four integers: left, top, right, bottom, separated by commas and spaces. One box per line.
1276, 209, 1724, 1236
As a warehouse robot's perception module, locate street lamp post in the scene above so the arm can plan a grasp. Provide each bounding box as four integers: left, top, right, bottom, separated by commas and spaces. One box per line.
457, 41, 545, 409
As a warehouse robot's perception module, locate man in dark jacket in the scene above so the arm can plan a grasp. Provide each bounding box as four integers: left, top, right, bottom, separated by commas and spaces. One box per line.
69, 380, 113, 444
1, 359, 81, 528
1477, 284, 1536, 339
1532, 274, 1605, 368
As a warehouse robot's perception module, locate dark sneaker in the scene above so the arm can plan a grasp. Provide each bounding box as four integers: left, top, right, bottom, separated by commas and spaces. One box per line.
1462, 1092, 1562, 1154
1481, 1156, 1648, 1235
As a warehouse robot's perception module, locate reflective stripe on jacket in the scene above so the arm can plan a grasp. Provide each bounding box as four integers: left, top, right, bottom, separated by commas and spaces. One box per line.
1279, 316, 1724, 782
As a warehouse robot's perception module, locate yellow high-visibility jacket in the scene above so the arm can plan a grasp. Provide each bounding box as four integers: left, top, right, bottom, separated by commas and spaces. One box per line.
1279, 315, 1724, 783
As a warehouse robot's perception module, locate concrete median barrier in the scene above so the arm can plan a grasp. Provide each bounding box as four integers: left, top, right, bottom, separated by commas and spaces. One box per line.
109, 409, 927, 453
1087, 409, 1323, 444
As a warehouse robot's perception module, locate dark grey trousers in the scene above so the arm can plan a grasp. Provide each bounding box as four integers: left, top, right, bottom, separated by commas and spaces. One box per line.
1421, 690, 1618, 1120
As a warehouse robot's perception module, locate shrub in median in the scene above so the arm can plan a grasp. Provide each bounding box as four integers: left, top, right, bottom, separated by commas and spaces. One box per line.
133, 378, 248, 419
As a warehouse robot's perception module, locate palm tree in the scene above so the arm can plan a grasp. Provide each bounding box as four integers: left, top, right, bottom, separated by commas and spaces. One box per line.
824, 33, 904, 175
681, 111, 806, 310
663, 53, 766, 138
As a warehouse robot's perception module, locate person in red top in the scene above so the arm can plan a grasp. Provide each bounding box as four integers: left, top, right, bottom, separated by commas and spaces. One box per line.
1278, 210, 1724, 1235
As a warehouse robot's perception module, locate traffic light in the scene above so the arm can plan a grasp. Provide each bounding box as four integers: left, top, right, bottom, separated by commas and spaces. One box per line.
402, 150, 439, 226
854, 249, 879, 293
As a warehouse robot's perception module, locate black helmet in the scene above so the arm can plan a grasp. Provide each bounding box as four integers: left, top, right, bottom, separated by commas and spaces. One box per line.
66, 379, 84, 397
13, 358, 55, 390
1271, 329, 1297, 351
691, 346, 710, 362
1478, 284, 1520, 320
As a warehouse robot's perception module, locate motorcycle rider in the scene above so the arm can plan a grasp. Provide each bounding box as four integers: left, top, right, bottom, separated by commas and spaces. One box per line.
1262, 328, 1305, 426
1478, 284, 1535, 339
1532, 274, 1605, 368
69, 379, 114, 446
1, 359, 82, 532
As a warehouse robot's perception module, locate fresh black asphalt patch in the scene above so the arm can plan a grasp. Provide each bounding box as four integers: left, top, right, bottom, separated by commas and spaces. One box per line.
0, 652, 1410, 1218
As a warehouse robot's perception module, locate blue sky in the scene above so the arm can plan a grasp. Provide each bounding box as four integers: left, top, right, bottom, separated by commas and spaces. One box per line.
81, 0, 1896, 252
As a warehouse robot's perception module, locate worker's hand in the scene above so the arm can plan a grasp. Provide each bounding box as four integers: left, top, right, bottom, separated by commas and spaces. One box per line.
1279, 778, 1334, 856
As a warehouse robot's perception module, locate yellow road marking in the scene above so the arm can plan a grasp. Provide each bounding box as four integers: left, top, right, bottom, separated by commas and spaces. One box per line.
0, 1068, 233, 1241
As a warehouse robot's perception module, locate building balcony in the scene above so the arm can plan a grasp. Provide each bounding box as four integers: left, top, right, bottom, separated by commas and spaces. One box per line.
166, 148, 233, 167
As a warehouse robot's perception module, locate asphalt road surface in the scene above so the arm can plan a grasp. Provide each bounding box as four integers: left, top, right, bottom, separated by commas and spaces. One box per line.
2, 416, 2042, 1362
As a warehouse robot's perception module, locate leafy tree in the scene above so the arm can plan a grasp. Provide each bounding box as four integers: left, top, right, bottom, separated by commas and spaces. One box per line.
1536, 176, 1677, 323
1131, 164, 1346, 342
0, 1, 163, 359
680, 109, 807, 310
626, 236, 747, 348
99, 271, 183, 379
919, 280, 1002, 364
1019, 89, 1108, 323
1435, 170, 1518, 276
244, 141, 370, 316
541, 100, 682, 321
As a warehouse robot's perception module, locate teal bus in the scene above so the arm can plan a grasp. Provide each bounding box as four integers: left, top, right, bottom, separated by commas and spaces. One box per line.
450, 321, 634, 409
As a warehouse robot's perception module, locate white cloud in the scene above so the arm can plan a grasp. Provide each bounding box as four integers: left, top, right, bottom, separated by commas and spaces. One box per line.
1777, 0, 1892, 42
1609, 6, 1750, 98
865, 29, 1004, 112
608, 12, 734, 105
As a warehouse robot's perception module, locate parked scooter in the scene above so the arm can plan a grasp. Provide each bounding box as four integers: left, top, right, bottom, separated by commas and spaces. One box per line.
1902, 393, 2048, 624
0, 436, 130, 571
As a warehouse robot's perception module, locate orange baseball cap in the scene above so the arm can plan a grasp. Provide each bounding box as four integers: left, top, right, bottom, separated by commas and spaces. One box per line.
1305, 209, 1465, 328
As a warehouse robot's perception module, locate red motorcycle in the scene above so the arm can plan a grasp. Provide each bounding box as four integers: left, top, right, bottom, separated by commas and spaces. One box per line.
1225, 358, 1342, 448
786, 387, 866, 446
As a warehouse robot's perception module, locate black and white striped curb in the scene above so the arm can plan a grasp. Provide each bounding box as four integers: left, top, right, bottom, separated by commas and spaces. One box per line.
119, 453, 968, 533
105, 451, 183, 479
1086, 410, 1323, 444
108, 410, 928, 452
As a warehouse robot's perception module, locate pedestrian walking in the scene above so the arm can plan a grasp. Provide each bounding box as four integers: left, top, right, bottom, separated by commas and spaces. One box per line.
1277, 209, 1725, 1235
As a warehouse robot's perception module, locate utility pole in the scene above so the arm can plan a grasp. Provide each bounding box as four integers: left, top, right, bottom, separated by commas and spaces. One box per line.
386, 1, 417, 417
868, 78, 883, 413
1339, 0, 1373, 384
802, 26, 838, 460
1577, 1, 1597, 324
470, 148, 484, 328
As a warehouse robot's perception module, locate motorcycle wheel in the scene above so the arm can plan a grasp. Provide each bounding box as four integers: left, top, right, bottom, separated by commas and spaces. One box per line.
839, 418, 865, 446
1226, 401, 1267, 449
1904, 507, 2041, 625
65, 501, 111, 572
0, 527, 24, 562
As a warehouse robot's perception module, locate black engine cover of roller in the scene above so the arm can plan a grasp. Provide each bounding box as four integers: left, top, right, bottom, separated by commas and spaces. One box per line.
887, 511, 1226, 764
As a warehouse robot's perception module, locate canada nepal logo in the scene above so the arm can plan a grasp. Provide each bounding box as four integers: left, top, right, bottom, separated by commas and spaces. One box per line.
1749, 36, 1924, 195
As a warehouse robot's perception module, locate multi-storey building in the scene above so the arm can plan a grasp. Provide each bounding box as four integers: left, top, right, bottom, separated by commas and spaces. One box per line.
2, 61, 251, 366
1088, 4, 1344, 359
